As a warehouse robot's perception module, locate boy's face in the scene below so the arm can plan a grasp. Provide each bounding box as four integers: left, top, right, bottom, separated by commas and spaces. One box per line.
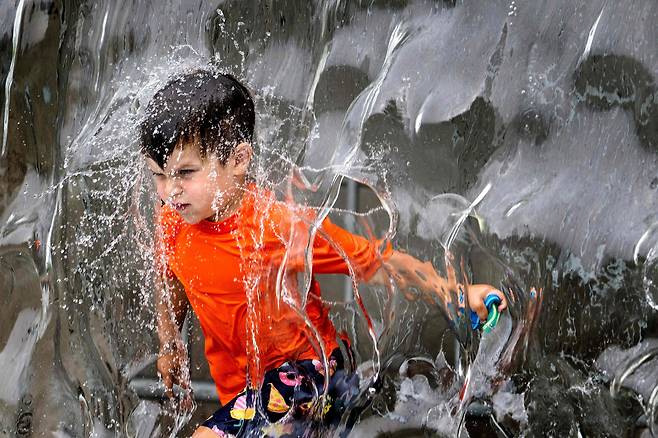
145, 141, 249, 224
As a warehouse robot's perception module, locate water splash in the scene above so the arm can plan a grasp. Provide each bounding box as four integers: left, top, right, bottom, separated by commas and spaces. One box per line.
1, 0, 657, 436
1, 0, 27, 159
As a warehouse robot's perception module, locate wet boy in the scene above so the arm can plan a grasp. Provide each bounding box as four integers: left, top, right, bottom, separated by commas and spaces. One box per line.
140, 70, 506, 437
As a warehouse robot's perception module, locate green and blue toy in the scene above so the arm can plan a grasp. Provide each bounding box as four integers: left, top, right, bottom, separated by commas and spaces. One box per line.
470, 293, 501, 333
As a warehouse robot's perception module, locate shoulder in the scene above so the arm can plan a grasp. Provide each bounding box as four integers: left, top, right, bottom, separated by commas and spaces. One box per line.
241, 186, 313, 234
242, 185, 284, 222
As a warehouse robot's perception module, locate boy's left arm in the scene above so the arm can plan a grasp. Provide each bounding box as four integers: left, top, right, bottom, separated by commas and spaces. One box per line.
367, 249, 507, 322
311, 215, 506, 321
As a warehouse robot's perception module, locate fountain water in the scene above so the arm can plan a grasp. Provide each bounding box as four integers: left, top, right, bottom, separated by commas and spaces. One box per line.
1, 0, 657, 436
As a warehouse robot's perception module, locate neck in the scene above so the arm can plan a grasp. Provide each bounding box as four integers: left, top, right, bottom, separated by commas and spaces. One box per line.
206, 180, 247, 222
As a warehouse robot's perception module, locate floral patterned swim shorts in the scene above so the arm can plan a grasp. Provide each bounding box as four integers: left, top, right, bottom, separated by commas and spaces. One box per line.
202, 348, 359, 437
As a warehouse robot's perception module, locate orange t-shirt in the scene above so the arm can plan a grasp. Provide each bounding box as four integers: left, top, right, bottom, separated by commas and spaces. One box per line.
156, 185, 391, 404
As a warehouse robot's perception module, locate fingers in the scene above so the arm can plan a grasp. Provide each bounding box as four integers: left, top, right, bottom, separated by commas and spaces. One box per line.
158, 356, 182, 399
482, 286, 507, 310
158, 351, 194, 407
180, 389, 195, 412
489, 289, 507, 311
161, 371, 174, 398
473, 301, 489, 322
160, 369, 193, 402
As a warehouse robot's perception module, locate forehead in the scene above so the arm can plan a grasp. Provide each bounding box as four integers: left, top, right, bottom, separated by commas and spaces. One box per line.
146, 145, 203, 171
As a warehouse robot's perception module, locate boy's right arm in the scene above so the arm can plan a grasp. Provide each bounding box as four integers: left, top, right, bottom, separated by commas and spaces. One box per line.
155, 273, 192, 400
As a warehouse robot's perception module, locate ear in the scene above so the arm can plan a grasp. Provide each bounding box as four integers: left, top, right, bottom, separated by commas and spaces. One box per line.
231, 142, 253, 175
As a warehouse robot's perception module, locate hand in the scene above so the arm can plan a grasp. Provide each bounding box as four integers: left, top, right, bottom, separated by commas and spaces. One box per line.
466, 283, 508, 322
157, 340, 193, 410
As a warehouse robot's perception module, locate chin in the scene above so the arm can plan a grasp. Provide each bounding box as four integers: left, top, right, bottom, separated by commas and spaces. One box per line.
179, 212, 200, 224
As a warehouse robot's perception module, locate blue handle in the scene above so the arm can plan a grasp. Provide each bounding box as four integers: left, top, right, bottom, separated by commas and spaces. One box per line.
470, 293, 502, 332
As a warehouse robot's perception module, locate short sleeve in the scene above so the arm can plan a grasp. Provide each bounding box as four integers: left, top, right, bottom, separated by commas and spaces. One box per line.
312, 216, 392, 281
154, 204, 182, 280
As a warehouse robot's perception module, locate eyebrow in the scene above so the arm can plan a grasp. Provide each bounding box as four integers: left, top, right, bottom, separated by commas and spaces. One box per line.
145, 160, 163, 172
168, 162, 200, 171
147, 160, 200, 173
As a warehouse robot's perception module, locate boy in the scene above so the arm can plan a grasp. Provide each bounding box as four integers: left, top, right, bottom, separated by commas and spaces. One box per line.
140, 70, 506, 437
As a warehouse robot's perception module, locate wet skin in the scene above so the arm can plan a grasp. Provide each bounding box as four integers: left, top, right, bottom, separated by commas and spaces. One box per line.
145, 138, 252, 225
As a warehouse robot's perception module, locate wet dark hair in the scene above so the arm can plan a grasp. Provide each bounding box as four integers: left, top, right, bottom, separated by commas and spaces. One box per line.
140, 69, 255, 168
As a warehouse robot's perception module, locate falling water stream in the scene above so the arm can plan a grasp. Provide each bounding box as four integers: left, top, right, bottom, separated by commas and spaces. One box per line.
1, 0, 657, 436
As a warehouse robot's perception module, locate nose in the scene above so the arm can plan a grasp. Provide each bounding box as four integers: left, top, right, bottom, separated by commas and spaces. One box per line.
165, 177, 183, 201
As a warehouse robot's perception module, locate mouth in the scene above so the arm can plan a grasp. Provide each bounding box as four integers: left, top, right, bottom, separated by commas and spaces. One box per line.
171, 203, 190, 212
